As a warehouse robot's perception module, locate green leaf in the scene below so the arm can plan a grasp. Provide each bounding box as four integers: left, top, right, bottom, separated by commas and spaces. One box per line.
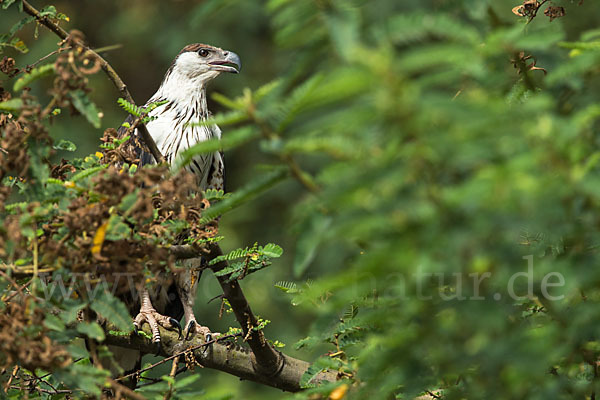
262, 243, 283, 258
174, 374, 202, 390
106, 214, 132, 240
254, 79, 282, 103
118, 192, 139, 213
294, 336, 319, 350
203, 188, 229, 202
201, 168, 287, 223
276, 74, 323, 132
175, 126, 259, 169
8, 37, 28, 53
53, 139, 77, 152
211, 92, 244, 110
4, 201, 27, 212
2, 0, 19, 10
0, 33, 28, 53
9, 15, 35, 37
117, 97, 143, 116
300, 357, 340, 388
89, 291, 133, 332
60, 301, 87, 324
39, 5, 58, 17
187, 109, 248, 128
54, 363, 109, 396
211, 243, 282, 281
210, 243, 281, 265
343, 304, 359, 320
293, 214, 331, 278
44, 314, 66, 332
70, 164, 108, 182
13, 63, 55, 92
300, 363, 324, 388
0, 98, 23, 113
274, 281, 298, 293
388, 12, 481, 46
146, 99, 169, 112
69, 89, 102, 128
76, 321, 105, 341
212, 261, 245, 279
163, 376, 176, 386
66, 343, 90, 359
558, 41, 600, 51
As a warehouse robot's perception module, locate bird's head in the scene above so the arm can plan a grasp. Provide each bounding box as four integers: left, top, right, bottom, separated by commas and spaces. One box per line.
171, 43, 241, 83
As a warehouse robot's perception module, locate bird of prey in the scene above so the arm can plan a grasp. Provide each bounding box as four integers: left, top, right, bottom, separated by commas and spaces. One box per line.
113, 44, 241, 377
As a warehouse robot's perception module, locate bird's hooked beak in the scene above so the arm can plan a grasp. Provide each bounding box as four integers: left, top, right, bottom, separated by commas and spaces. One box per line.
209, 51, 241, 74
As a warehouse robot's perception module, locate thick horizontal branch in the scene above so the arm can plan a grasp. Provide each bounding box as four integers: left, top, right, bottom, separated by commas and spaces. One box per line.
103, 326, 339, 392
21, 0, 292, 385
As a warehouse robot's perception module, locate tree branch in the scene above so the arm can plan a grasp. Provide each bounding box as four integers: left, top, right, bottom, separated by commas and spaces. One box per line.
171, 245, 284, 373
104, 326, 339, 392
21, 0, 165, 164
206, 244, 284, 376
21, 0, 292, 383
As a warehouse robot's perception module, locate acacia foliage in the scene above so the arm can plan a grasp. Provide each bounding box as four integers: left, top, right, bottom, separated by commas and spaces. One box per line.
2, 0, 600, 399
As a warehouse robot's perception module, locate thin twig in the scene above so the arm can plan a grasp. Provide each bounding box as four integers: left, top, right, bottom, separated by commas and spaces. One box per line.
32, 232, 39, 292
108, 378, 147, 400
87, 339, 103, 369
21, 0, 165, 164
162, 355, 179, 400
21, 0, 285, 382
8, 385, 72, 395
4, 365, 19, 393
135, 367, 186, 389
0, 270, 25, 301
31, 371, 60, 395
527, 0, 551, 23
22, 46, 70, 74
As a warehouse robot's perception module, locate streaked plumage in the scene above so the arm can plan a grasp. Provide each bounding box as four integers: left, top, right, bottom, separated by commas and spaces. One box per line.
133, 43, 239, 190
114, 43, 240, 387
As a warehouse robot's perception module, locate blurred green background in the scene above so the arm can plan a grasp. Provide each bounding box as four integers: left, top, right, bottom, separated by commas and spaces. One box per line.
3, 0, 600, 398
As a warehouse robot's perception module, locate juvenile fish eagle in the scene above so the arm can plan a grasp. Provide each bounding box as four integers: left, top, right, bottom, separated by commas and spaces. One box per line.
116, 44, 241, 370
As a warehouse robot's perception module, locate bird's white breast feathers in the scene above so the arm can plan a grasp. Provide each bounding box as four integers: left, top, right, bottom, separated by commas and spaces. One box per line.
144, 99, 223, 190
140, 61, 225, 191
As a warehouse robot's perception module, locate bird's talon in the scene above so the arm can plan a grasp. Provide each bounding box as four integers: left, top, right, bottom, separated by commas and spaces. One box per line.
170, 317, 183, 340
185, 320, 196, 341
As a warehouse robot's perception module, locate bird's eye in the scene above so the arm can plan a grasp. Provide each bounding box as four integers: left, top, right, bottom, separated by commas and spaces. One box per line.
198, 49, 209, 57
